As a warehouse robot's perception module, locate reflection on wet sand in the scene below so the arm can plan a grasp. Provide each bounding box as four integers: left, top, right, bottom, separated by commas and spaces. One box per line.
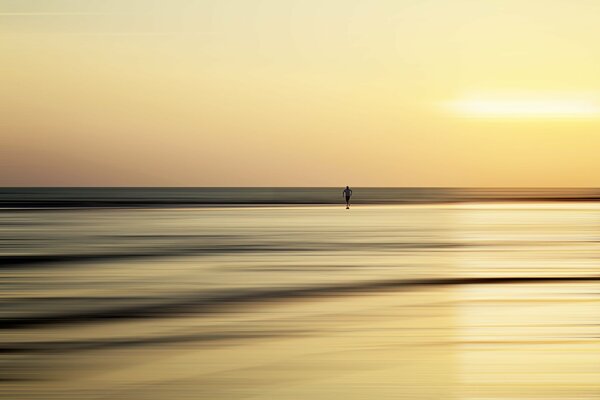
2, 203, 600, 399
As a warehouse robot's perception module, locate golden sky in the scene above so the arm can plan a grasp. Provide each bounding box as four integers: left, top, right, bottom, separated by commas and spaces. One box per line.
2, 0, 600, 186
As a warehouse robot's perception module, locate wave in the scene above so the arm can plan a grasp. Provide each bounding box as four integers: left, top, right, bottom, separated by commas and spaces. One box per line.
0, 330, 302, 354
0, 241, 469, 268
3, 275, 599, 330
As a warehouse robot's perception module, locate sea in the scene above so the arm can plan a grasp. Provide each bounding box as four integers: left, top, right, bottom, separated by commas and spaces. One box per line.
2, 188, 600, 399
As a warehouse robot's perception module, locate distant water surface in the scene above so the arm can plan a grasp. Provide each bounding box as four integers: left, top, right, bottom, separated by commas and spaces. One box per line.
2, 187, 600, 208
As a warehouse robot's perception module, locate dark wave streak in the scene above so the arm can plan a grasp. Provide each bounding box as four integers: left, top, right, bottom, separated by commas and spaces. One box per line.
0, 242, 464, 268
3, 275, 600, 330
0, 246, 308, 268
0, 330, 305, 354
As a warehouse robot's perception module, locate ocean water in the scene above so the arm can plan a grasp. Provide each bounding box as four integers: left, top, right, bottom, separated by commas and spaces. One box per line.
1, 187, 600, 208
2, 188, 600, 399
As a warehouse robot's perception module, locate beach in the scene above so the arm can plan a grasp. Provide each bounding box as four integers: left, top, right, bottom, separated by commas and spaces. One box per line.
5, 0, 600, 397
2, 192, 600, 399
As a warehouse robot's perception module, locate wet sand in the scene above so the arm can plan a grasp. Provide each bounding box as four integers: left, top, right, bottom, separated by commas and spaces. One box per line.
2, 203, 600, 399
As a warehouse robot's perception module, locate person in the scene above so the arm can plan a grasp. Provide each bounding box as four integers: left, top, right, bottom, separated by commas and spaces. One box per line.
342, 186, 353, 209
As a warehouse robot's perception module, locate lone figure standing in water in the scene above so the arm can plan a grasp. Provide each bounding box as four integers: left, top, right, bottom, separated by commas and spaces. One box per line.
343, 186, 353, 209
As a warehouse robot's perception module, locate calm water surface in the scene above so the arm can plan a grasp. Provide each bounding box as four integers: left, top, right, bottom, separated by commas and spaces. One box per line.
2, 197, 600, 399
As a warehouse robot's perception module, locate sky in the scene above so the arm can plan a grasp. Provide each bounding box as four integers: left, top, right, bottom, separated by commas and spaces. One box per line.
2, 0, 600, 187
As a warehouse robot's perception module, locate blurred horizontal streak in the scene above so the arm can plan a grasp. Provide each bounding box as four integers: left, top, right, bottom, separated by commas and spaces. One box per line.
3, 276, 600, 329
0, 241, 464, 268
0, 330, 306, 354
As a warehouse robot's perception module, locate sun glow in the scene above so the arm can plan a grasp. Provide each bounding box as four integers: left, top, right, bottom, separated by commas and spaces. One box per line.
448, 96, 600, 118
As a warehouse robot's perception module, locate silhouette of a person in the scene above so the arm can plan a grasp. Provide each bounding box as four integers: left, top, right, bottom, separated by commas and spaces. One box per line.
343, 186, 353, 209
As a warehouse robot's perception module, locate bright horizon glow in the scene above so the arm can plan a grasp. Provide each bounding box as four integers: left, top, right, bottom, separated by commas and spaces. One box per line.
448, 97, 600, 118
